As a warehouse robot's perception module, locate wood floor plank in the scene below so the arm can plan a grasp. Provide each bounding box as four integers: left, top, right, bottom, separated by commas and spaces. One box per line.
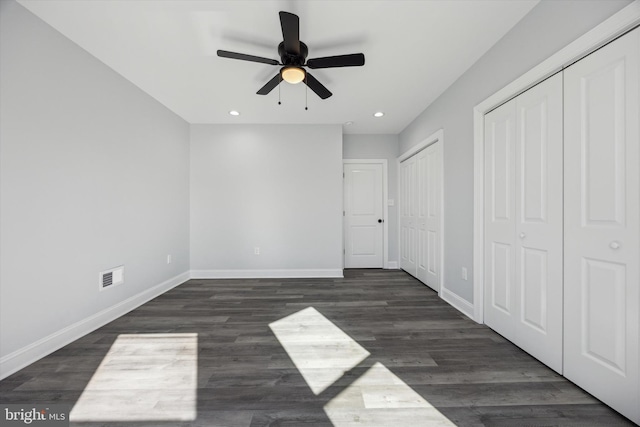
0, 269, 634, 426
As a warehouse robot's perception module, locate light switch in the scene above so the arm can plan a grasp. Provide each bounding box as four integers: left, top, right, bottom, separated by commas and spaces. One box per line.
388, 199, 395, 206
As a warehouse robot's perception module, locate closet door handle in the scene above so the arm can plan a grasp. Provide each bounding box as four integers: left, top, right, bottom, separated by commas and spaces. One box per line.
519, 232, 526, 239
610, 241, 620, 250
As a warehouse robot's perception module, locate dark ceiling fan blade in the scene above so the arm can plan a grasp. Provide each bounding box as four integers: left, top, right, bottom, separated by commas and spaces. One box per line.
304, 73, 332, 99
306, 53, 365, 69
217, 50, 279, 66
257, 74, 282, 95
279, 11, 300, 55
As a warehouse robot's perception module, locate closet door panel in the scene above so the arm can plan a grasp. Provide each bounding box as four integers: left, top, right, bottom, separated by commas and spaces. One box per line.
417, 151, 429, 282
484, 99, 517, 341
417, 143, 441, 291
514, 72, 563, 373
400, 157, 417, 275
425, 144, 441, 290
564, 28, 639, 424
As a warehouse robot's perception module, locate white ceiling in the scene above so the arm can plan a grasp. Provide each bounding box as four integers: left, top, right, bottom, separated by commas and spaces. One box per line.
18, 0, 539, 134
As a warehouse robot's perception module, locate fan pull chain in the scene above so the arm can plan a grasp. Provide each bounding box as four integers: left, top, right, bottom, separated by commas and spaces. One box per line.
305, 74, 308, 111
278, 76, 281, 105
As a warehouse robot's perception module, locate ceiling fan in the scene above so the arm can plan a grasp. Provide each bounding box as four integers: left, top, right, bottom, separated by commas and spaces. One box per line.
217, 11, 365, 100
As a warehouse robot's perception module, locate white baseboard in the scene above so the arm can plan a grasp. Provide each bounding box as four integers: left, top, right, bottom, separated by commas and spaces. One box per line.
191, 269, 344, 279
386, 261, 399, 269
0, 271, 190, 380
440, 287, 476, 322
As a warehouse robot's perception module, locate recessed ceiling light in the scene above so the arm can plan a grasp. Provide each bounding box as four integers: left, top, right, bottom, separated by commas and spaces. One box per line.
373, 112, 384, 118
229, 110, 240, 116
344, 121, 354, 126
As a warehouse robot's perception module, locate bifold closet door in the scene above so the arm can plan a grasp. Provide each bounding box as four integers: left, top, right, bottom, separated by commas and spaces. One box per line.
564, 27, 639, 424
514, 73, 563, 373
400, 156, 417, 274
400, 145, 441, 290
417, 143, 441, 291
484, 98, 517, 341
484, 72, 563, 373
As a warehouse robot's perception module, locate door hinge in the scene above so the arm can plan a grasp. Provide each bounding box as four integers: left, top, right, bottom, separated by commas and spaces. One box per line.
343, 172, 345, 178
343, 211, 345, 216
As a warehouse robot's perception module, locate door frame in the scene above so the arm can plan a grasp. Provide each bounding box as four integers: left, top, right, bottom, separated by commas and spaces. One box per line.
343, 159, 389, 269
397, 129, 445, 296
472, 2, 640, 324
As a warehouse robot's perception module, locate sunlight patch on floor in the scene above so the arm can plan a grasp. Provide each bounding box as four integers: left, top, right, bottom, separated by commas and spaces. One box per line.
269, 307, 370, 394
271, 307, 457, 426
69, 333, 197, 422
324, 362, 457, 426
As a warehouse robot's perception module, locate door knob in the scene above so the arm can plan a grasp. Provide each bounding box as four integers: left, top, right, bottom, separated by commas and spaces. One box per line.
519, 232, 526, 239
378, 219, 384, 223
610, 241, 620, 249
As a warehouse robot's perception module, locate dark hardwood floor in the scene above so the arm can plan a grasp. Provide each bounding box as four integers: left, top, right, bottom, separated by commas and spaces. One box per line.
0, 269, 635, 426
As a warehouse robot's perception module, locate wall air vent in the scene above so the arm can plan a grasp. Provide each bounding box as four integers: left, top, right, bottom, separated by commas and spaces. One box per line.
99, 265, 124, 291
102, 272, 113, 287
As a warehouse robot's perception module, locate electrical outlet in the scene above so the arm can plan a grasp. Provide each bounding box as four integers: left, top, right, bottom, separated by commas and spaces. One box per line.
461, 267, 468, 281
167, 254, 172, 264
254, 247, 260, 255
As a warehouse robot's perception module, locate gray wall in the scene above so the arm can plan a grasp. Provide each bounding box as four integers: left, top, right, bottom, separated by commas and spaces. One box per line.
190, 124, 343, 273
0, 1, 190, 358
343, 134, 400, 265
399, 0, 633, 303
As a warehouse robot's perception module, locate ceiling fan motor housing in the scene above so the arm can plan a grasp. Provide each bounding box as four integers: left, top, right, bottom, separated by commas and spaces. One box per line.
278, 41, 308, 66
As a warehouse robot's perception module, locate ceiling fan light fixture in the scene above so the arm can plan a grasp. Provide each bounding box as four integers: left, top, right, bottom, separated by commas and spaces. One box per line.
281, 66, 306, 84
218, 11, 363, 99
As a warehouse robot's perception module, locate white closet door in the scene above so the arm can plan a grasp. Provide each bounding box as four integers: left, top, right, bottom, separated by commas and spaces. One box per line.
400, 156, 417, 275
484, 99, 517, 342
484, 73, 563, 372
564, 28, 639, 424
514, 73, 563, 373
417, 143, 441, 291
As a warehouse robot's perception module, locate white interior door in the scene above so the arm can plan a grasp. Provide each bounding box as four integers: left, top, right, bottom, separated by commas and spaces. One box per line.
564, 28, 640, 424
344, 163, 384, 268
484, 73, 563, 373
417, 143, 441, 291
514, 73, 563, 373
400, 157, 417, 275
484, 99, 517, 342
